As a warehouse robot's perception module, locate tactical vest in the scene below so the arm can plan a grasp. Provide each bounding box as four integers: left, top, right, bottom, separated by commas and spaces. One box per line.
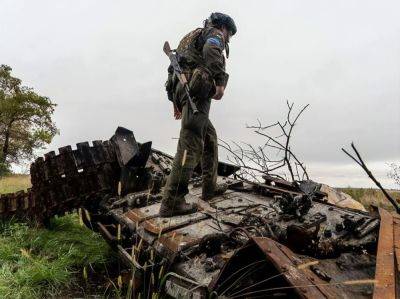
176, 28, 205, 69
165, 27, 218, 105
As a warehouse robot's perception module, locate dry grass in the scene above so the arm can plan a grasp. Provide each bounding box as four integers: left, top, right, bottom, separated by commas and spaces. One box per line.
2, 175, 399, 211
0, 174, 31, 194
339, 187, 400, 212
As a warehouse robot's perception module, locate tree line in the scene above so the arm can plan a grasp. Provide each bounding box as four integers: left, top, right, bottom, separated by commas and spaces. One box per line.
0, 65, 57, 176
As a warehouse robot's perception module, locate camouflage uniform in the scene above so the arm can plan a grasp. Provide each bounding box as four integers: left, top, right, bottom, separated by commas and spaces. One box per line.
161, 26, 229, 214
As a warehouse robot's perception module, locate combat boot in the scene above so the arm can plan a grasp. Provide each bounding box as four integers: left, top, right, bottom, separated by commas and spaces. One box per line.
202, 183, 228, 201
159, 200, 198, 217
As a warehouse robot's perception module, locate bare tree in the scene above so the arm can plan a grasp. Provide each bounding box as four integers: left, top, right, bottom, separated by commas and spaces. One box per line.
219, 101, 309, 183
388, 163, 400, 188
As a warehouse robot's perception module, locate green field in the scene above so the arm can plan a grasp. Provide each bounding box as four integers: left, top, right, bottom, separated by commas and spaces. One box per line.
0, 175, 117, 298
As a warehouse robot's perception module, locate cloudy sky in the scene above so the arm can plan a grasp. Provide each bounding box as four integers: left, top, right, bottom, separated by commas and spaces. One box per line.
1, 0, 399, 188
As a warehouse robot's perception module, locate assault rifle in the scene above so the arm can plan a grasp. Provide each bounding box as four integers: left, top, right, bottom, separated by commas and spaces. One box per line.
163, 41, 198, 114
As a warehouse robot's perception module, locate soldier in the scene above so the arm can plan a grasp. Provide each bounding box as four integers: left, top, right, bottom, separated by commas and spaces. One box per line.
160, 12, 237, 217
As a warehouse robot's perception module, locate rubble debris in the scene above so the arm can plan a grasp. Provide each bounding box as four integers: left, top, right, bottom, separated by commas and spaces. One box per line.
320, 184, 367, 212
298, 180, 367, 212
0, 127, 398, 298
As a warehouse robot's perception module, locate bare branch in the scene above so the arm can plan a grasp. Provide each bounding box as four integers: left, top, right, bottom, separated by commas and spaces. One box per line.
220, 102, 310, 183
342, 143, 400, 214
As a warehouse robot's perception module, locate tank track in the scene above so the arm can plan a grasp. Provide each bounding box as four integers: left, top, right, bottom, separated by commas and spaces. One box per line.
0, 140, 121, 222
0, 123, 239, 223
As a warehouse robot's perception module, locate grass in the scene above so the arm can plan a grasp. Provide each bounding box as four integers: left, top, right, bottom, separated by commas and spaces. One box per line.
0, 174, 116, 298
339, 187, 400, 212
0, 214, 114, 298
0, 174, 31, 194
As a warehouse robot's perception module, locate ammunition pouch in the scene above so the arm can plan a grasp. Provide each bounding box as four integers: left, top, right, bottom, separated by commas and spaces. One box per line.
165, 65, 176, 102
189, 67, 215, 100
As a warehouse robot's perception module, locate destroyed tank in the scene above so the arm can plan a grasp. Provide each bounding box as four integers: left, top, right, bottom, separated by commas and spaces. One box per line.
0, 127, 398, 298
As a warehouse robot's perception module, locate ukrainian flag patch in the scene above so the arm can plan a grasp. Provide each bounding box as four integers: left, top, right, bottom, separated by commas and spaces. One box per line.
206, 37, 223, 48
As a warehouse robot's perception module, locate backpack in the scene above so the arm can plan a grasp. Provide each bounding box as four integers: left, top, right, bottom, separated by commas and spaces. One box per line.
176, 28, 204, 68
165, 28, 203, 103
165, 28, 215, 106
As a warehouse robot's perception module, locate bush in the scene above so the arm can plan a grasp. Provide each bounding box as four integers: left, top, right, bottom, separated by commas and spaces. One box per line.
0, 214, 113, 298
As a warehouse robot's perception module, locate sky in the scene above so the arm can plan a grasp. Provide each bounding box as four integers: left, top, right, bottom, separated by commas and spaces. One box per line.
1, 0, 399, 188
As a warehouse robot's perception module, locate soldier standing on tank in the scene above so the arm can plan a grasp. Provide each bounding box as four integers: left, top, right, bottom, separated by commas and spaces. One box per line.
160, 12, 237, 217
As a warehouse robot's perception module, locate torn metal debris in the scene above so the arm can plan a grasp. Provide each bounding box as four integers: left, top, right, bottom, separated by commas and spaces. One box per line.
0, 126, 398, 298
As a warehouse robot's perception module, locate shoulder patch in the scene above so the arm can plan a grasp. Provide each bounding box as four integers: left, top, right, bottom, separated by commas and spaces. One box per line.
206, 37, 223, 48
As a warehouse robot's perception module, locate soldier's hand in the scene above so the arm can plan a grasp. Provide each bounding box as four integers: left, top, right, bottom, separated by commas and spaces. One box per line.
213, 86, 225, 100
173, 103, 182, 120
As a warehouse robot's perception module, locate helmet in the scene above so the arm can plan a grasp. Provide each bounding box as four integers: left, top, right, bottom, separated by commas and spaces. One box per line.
207, 12, 237, 36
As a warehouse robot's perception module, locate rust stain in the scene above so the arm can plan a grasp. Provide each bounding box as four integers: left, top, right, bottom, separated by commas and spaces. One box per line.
124, 209, 146, 223
253, 237, 337, 298
373, 208, 395, 299
393, 216, 400, 273
142, 212, 207, 235
97, 222, 116, 242
158, 233, 198, 253
142, 219, 163, 235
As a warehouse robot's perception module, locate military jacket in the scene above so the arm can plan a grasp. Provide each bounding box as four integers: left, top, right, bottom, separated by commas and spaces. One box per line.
177, 26, 229, 87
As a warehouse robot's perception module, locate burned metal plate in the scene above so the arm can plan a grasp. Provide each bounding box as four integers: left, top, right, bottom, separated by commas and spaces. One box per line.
142, 212, 207, 235
373, 208, 396, 299
110, 127, 140, 167
126, 194, 203, 225
124, 204, 161, 223
251, 238, 339, 298
174, 254, 229, 287
209, 192, 255, 210
154, 219, 230, 253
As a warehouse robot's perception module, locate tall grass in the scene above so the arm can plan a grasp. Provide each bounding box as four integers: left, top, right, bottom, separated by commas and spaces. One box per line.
0, 174, 31, 194
0, 214, 113, 298
340, 187, 400, 211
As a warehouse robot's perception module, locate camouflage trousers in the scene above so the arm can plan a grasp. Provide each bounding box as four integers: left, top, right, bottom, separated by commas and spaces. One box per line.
162, 101, 218, 207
